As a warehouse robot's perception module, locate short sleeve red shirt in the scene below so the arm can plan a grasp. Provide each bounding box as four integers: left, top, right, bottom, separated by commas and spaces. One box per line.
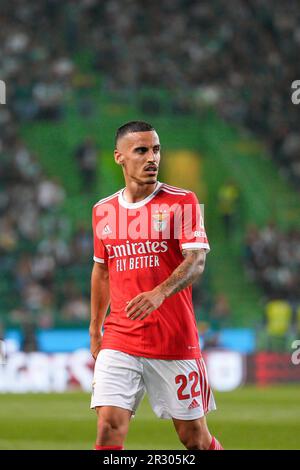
92, 182, 210, 360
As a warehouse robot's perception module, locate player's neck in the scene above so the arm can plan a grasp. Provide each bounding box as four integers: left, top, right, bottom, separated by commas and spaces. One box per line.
123, 180, 158, 203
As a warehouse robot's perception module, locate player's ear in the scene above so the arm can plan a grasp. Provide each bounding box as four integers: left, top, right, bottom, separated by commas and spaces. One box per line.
114, 149, 124, 166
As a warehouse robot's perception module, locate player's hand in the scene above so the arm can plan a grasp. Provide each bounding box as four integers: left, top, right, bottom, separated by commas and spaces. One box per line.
125, 287, 165, 320
90, 333, 102, 360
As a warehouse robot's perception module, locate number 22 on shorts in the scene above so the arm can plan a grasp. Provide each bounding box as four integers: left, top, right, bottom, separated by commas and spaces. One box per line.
175, 372, 201, 400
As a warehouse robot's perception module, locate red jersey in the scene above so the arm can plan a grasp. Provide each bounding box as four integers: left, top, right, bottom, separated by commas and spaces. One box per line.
92, 182, 210, 360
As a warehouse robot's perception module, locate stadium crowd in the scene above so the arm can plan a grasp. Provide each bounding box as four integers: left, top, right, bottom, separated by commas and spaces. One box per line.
0, 1, 95, 329
86, 0, 300, 187
244, 222, 300, 303
1, 1, 299, 185
244, 222, 300, 346
0, 140, 93, 329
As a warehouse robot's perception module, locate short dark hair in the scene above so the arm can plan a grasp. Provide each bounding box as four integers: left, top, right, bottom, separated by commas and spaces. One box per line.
115, 121, 155, 147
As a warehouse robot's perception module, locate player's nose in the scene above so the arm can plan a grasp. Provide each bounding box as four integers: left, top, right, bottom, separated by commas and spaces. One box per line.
147, 150, 159, 163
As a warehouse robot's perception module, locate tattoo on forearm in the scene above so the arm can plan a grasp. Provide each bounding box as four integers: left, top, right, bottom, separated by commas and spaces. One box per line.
160, 250, 205, 298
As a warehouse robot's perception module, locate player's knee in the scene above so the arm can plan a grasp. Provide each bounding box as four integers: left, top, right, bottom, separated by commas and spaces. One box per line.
177, 424, 210, 450
177, 425, 196, 448
180, 434, 210, 450
97, 418, 127, 442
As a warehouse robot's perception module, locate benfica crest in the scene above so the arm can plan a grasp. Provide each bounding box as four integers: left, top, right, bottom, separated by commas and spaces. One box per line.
152, 210, 169, 232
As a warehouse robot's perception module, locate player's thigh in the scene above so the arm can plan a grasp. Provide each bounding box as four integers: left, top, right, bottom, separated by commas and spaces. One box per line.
91, 349, 145, 414
143, 357, 216, 420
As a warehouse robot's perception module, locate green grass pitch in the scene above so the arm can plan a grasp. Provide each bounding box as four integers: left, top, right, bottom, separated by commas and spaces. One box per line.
0, 385, 299, 450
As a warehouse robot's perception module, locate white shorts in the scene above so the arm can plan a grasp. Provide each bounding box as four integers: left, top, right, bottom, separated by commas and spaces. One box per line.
91, 349, 216, 420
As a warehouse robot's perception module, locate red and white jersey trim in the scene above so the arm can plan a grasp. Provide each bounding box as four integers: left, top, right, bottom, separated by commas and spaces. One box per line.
162, 183, 190, 194
161, 188, 189, 196
181, 242, 210, 252
94, 256, 106, 263
94, 190, 121, 207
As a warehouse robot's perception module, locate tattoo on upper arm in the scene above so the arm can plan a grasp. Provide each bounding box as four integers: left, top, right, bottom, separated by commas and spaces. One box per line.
161, 250, 206, 297
182, 249, 203, 259
182, 249, 206, 268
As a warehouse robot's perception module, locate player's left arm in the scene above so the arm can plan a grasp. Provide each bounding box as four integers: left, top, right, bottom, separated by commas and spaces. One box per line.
126, 249, 206, 320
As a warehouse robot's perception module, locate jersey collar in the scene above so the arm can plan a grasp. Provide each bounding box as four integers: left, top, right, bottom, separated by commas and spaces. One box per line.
118, 181, 163, 209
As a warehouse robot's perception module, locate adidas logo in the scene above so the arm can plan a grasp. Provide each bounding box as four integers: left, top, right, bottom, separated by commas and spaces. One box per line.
188, 399, 200, 410
102, 224, 112, 235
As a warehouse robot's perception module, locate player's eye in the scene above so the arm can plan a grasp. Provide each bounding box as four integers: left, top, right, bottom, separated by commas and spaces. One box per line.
136, 147, 147, 154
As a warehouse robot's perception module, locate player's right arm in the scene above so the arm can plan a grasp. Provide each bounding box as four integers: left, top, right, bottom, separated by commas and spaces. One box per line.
89, 261, 110, 360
